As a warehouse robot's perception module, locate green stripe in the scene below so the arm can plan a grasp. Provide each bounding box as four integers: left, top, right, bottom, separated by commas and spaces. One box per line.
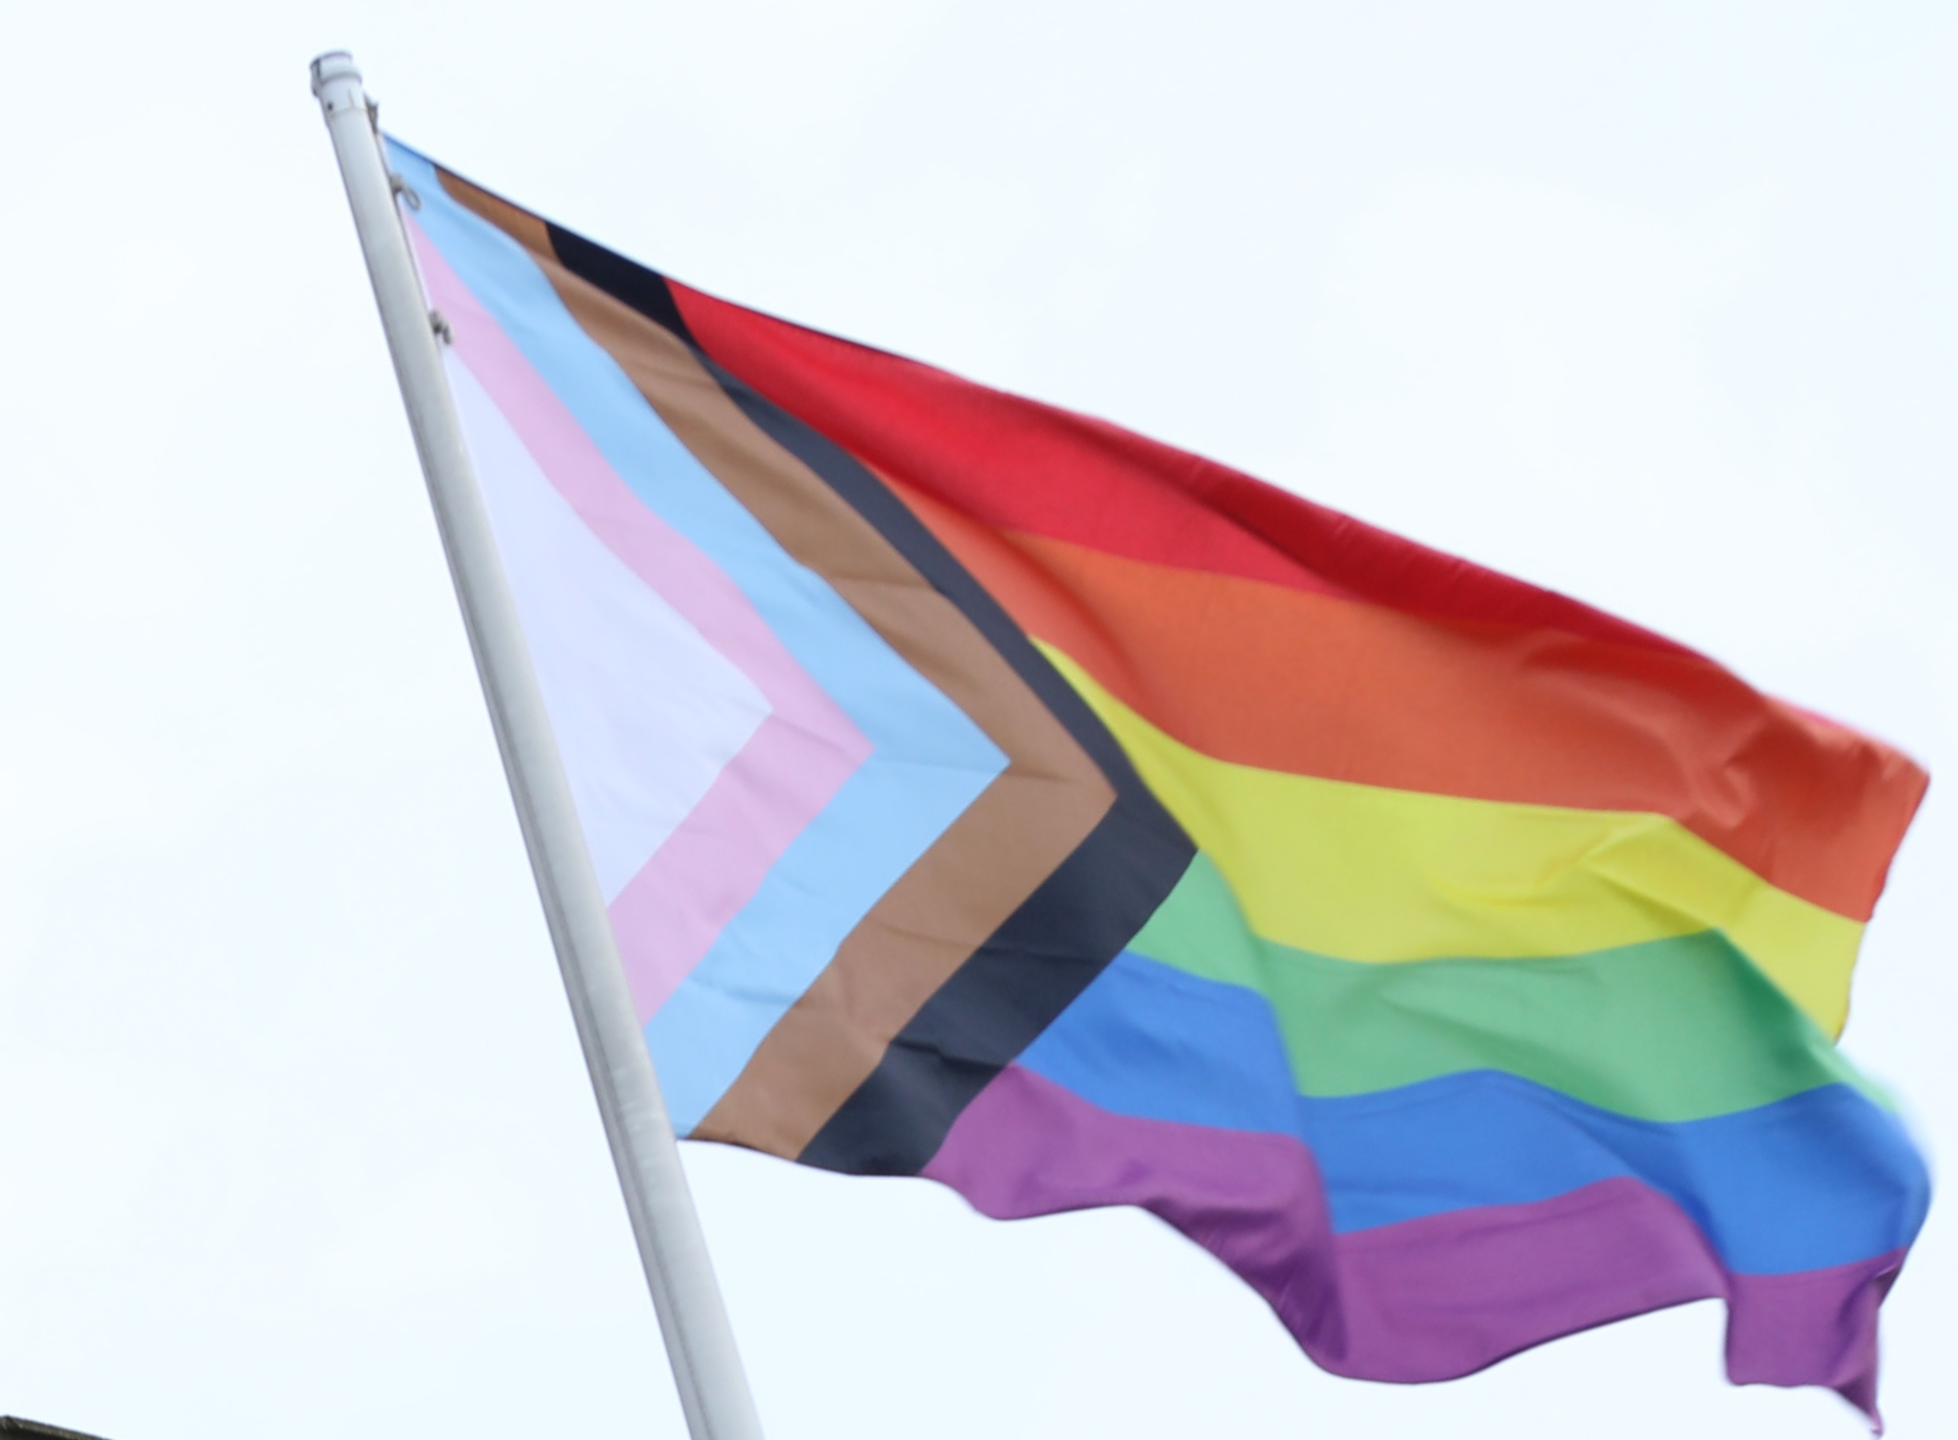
1128, 853, 1878, 1123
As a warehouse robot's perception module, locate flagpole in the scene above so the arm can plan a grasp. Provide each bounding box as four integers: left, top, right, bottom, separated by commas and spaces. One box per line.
309, 51, 765, 1440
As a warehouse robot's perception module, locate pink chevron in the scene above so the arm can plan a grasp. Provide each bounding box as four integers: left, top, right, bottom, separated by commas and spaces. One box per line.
408, 217, 872, 1019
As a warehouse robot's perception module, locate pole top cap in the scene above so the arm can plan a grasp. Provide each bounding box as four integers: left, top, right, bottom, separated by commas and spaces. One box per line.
309, 50, 362, 100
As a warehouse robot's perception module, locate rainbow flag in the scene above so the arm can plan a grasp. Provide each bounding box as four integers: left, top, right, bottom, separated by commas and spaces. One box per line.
387, 136, 1930, 1422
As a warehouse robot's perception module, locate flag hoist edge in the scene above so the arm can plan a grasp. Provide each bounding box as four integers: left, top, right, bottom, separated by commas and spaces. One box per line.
382, 136, 1930, 1425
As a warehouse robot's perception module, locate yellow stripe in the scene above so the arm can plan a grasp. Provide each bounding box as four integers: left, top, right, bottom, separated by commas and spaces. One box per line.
1042, 644, 1863, 1035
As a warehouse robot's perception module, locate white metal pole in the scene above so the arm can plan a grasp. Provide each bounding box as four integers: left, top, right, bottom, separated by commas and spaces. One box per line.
309, 51, 765, 1440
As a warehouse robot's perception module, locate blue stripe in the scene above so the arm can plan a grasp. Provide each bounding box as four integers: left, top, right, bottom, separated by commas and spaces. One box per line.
390, 140, 1008, 1131
1019, 951, 1929, 1274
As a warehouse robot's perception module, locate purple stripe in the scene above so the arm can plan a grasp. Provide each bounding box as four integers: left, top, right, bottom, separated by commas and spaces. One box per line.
1727, 1255, 1901, 1423
407, 218, 873, 1016
924, 1065, 1898, 1425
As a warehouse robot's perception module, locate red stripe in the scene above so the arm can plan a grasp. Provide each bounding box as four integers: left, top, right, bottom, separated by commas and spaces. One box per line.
673, 281, 1695, 656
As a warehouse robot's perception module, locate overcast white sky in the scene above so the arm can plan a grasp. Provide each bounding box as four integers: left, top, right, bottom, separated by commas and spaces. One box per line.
1, 3, 1952, 1437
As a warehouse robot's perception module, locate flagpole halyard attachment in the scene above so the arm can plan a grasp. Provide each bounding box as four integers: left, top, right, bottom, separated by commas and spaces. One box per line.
309, 51, 764, 1440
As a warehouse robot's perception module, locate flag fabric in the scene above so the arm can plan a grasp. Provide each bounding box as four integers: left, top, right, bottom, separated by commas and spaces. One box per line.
384, 136, 1929, 1421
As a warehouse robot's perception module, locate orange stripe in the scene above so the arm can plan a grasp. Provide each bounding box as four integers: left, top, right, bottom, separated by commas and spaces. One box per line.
882, 473, 1924, 921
